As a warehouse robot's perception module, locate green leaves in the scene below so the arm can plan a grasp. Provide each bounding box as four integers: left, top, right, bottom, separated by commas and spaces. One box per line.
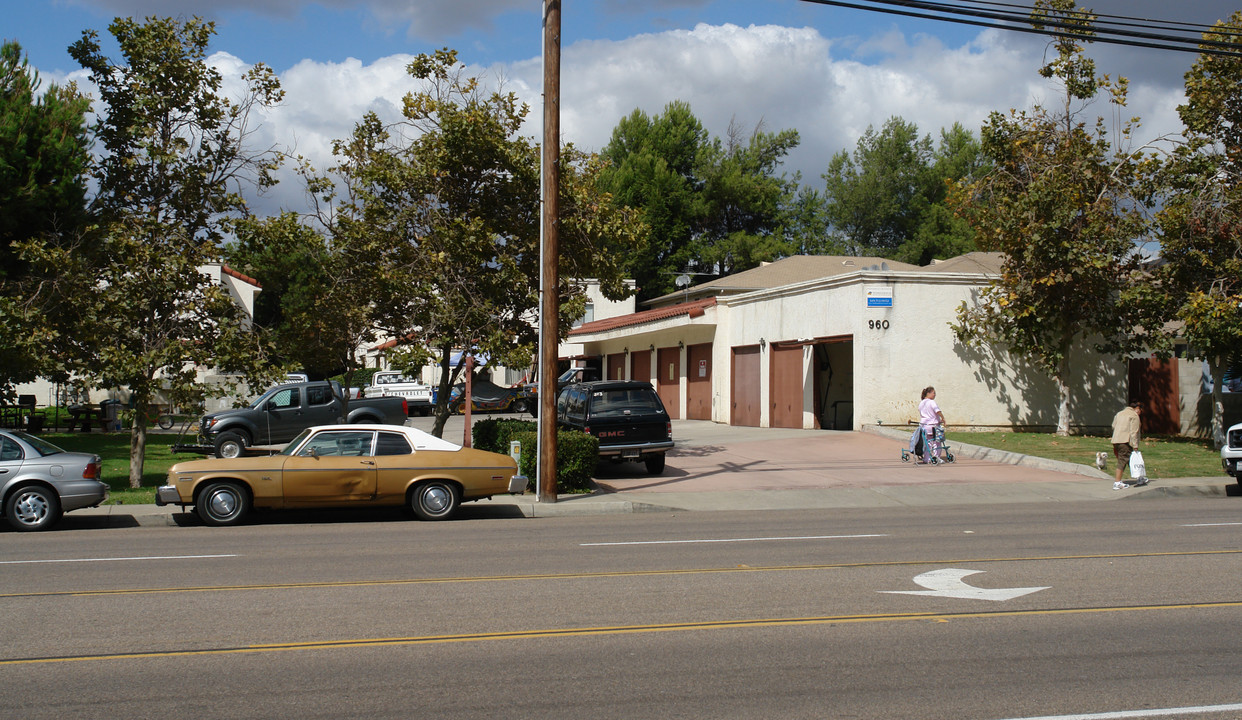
950, 2, 1148, 434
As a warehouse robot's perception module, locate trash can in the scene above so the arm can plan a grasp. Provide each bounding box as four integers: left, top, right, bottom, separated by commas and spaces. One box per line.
100, 399, 122, 432
25, 415, 44, 434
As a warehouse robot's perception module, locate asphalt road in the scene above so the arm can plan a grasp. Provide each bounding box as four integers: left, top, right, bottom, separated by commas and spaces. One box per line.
3, 499, 1242, 719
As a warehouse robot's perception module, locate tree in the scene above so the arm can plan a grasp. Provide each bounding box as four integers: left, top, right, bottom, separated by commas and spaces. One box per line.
1151, 10, 1242, 447
227, 211, 369, 380
949, 0, 1153, 436
320, 49, 643, 437
599, 101, 710, 301
822, 118, 983, 262
65, 17, 283, 486
0, 41, 91, 394
694, 119, 801, 278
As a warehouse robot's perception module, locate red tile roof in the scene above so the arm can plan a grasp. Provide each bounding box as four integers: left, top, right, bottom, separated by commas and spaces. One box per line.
221, 264, 261, 288
568, 297, 717, 336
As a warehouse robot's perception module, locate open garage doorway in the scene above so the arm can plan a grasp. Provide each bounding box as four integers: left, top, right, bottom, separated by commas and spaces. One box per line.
812, 336, 854, 430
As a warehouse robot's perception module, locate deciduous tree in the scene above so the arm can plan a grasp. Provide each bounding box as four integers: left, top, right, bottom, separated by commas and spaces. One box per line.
319, 49, 643, 437
949, 0, 1152, 436
1151, 11, 1242, 446
66, 17, 283, 485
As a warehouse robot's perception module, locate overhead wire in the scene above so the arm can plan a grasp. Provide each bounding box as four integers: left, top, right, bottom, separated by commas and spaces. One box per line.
797, 0, 1242, 58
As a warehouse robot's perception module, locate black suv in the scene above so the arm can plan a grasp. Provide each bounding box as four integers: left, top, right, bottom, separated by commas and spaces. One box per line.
556, 381, 674, 474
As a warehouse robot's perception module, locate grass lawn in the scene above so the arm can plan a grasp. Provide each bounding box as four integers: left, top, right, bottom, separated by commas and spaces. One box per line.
946, 431, 1225, 479
43, 432, 192, 505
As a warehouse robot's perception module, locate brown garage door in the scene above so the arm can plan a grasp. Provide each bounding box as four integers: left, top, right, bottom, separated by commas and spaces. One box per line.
656, 347, 681, 420
687, 343, 712, 420
732, 345, 761, 427
770, 344, 803, 429
607, 353, 626, 380
631, 350, 652, 387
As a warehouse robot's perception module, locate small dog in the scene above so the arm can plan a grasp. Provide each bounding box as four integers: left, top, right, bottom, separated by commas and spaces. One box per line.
1095, 451, 1108, 470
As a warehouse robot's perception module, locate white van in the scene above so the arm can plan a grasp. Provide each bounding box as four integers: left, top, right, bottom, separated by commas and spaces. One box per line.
365, 370, 433, 415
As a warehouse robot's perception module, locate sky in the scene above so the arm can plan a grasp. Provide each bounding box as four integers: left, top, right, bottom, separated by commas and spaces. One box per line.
6, 0, 1240, 217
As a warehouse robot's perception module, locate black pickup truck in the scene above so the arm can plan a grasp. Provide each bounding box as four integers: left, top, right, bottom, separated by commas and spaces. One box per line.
189, 381, 408, 458
556, 380, 673, 474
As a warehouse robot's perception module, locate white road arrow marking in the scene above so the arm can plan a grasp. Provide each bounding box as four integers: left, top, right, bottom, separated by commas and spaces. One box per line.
881, 568, 1049, 601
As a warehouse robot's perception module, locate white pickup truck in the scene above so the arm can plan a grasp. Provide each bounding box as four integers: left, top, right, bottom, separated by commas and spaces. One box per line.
365, 370, 433, 416
1223, 422, 1242, 483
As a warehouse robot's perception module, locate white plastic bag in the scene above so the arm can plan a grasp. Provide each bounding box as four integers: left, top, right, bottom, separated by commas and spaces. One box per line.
1129, 450, 1147, 480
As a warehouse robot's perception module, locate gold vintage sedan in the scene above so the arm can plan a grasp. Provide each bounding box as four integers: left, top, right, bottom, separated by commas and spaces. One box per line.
157, 425, 526, 526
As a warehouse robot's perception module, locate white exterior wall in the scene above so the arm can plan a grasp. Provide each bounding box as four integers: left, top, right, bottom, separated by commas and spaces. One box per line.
720, 273, 1126, 430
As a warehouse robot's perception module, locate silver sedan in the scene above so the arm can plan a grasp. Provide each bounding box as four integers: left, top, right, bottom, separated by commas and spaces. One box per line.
1, 429, 109, 531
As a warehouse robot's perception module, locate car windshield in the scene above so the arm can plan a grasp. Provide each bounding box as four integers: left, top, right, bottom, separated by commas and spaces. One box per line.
589, 388, 663, 419
11, 431, 65, 457
280, 428, 315, 456
557, 368, 581, 383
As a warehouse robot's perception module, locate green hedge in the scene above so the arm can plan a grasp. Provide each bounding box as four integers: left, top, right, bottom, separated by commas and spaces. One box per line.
473, 418, 599, 493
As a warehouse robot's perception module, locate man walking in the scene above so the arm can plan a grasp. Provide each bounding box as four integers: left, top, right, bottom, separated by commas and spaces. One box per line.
1111, 400, 1143, 489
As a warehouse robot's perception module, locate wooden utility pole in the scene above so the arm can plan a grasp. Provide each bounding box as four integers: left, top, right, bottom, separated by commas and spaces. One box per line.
537, 0, 561, 502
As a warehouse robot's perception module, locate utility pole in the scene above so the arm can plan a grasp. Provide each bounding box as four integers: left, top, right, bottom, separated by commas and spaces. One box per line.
537, 0, 561, 503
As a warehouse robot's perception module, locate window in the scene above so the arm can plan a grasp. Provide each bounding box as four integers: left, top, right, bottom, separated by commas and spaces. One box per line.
375, 433, 413, 456
573, 302, 595, 328
589, 388, 663, 419
306, 385, 333, 406
299, 430, 375, 457
0, 437, 22, 462
270, 388, 298, 409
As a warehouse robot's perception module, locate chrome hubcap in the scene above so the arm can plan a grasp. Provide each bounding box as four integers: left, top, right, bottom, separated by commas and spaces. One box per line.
14, 492, 49, 525
422, 486, 449, 513
207, 489, 238, 518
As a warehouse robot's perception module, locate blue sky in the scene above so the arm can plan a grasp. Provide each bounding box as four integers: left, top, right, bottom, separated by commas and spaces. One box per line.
7, 1, 1236, 216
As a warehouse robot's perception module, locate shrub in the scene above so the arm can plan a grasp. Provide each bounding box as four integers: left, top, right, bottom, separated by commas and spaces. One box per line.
472, 418, 537, 454
509, 429, 599, 494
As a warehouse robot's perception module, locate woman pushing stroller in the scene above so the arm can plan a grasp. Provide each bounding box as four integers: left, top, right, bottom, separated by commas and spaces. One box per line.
903, 385, 953, 464
918, 386, 945, 463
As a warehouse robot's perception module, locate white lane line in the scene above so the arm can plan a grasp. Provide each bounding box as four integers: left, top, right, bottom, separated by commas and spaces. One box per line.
0, 554, 238, 565
1183, 522, 1242, 527
994, 702, 1242, 720
581, 534, 887, 547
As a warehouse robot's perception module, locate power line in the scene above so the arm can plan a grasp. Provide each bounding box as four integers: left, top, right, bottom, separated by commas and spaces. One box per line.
798, 0, 1242, 58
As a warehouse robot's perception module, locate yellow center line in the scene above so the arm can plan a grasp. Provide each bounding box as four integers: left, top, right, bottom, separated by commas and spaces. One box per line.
4, 601, 1242, 667
1, 549, 1238, 600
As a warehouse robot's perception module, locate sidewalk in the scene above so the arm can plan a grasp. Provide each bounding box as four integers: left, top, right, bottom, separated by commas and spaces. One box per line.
77, 421, 1235, 526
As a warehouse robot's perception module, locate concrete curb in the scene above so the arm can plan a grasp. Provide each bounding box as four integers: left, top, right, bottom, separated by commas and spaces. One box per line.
863, 425, 1111, 479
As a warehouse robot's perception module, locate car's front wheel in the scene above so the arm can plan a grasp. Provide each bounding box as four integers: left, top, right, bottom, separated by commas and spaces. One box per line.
511, 397, 531, 414
213, 431, 249, 459
4, 485, 62, 531
196, 481, 250, 526
410, 480, 460, 521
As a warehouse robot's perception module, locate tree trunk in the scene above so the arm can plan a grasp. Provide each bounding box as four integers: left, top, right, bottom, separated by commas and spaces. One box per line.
1054, 357, 1071, 436
129, 411, 147, 489
1209, 355, 1226, 450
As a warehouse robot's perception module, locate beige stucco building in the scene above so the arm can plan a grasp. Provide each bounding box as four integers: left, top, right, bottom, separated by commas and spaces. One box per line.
567, 253, 1142, 433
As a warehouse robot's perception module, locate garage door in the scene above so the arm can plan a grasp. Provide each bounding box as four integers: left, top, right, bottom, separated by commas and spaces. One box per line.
731, 345, 761, 427
770, 344, 803, 429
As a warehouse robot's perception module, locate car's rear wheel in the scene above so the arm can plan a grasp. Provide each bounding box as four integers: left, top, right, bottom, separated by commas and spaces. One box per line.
4, 485, 61, 531
645, 454, 666, 475
196, 481, 250, 526
511, 397, 530, 414
411, 481, 460, 521
213, 431, 249, 459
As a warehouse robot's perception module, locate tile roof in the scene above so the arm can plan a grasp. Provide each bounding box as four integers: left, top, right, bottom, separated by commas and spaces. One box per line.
221, 264, 262, 288
646, 255, 920, 306
569, 297, 716, 336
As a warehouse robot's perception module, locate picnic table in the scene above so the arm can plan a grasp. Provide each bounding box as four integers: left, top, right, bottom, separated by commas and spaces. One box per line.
0, 395, 44, 432
66, 405, 107, 432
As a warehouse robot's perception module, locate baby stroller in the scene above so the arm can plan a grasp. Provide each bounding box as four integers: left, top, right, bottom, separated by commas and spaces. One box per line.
901, 424, 956, 465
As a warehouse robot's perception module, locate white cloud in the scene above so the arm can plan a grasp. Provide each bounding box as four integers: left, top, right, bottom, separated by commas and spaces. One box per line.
91, 21, 1188, 216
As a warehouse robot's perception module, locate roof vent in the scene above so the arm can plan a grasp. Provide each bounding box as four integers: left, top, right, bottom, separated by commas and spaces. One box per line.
881, 262, 889, 270
843, 260, 856, 267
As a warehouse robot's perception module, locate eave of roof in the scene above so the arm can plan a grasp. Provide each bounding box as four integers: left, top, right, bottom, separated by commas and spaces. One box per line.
221, 264, 262, 288
568, 297, 717, 336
